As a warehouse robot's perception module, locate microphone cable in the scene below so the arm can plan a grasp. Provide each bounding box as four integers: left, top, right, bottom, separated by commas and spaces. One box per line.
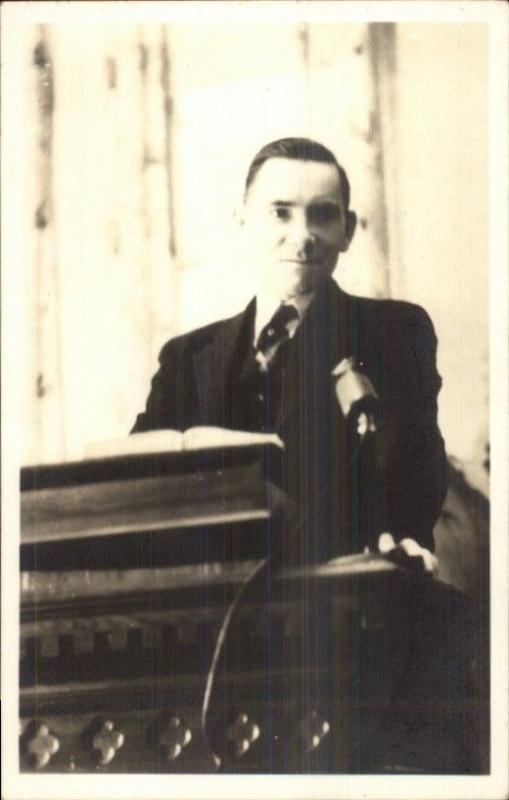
200, 557, 268, 759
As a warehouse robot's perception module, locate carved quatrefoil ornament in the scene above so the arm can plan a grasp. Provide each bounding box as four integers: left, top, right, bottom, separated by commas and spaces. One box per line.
159, 717, 193, 761
227, 713, 260, 757
26, 723, 60, 768
298, 710, 330, 753
93, 720, 125, 765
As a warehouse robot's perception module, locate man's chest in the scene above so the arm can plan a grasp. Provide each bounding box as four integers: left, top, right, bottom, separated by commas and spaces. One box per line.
190, 299, 420, 431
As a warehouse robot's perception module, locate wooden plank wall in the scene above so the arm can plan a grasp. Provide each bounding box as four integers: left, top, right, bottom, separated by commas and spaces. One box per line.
25, 24, 178, 463
23, 22, 395, 465
20, 22, 488, 466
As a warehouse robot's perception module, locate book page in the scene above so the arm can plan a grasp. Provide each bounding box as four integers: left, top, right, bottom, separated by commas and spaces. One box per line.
182, 426, 284, 450
84, 429, 184, 458
84, 427, 283, 459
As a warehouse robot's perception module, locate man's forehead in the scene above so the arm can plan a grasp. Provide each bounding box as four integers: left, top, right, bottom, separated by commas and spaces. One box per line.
247, 157, 344, 205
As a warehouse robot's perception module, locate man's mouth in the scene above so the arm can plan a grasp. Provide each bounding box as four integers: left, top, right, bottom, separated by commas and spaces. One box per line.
280, 259, 316, 265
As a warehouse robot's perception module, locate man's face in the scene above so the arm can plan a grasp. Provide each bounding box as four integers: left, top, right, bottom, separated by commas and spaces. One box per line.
241, 158, 354, 299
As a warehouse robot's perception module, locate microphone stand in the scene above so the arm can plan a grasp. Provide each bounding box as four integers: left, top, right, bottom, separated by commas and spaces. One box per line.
332, 358, 381, 554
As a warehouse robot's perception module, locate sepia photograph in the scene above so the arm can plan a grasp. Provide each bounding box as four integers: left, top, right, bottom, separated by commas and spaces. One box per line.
2, 1, 508, 799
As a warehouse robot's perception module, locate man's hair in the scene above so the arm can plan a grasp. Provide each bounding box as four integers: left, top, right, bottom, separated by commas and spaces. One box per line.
244, 137, 351, 209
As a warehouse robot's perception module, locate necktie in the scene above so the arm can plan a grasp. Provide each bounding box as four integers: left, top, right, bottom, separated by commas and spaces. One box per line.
256, 304, 299, 355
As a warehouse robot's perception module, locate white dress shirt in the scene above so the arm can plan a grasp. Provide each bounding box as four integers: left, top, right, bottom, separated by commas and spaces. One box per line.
254, 291, 315, 368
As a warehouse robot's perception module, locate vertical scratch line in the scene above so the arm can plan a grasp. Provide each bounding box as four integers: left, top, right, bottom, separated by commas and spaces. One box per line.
367, 23, 397, 299
33, 25, 67, 458
137, 28, 156, 356
298, 23, 311, 129
160, 27, 177, 261
159, 25, 178, 332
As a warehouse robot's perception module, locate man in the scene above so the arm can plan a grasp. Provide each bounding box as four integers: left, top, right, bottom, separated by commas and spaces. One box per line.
133, 137, 447, 565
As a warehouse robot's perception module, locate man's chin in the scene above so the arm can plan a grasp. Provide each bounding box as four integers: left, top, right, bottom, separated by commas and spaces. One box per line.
266, 282, 311, 300
256, 263, 332, 299
275, 274, 329, 299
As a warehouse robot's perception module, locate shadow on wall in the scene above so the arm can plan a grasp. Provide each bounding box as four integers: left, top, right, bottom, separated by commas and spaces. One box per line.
434, 446, 489, 599
432, 437, 490, 775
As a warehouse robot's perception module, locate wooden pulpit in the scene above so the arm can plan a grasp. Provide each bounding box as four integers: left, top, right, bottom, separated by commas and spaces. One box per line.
19, 445, 481, 773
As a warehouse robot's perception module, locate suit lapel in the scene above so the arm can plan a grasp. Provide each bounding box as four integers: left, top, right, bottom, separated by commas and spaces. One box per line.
193, 298, 256, 425
191, 281, 377, 430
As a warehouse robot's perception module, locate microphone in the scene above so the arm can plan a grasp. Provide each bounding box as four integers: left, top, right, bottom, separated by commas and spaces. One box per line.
331, 357, 378, 436
332, 357, 381, 552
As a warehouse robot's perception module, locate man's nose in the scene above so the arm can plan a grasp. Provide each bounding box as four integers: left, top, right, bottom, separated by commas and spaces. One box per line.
286, 211, 316, 249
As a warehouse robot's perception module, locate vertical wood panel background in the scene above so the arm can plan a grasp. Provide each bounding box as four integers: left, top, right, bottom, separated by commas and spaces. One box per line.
19, 22, 488, 466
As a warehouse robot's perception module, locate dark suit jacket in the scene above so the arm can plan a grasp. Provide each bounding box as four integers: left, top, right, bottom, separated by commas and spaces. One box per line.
132, 279, 447, 557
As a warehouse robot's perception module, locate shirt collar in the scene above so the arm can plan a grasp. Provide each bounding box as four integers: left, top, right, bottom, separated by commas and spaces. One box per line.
254, 291, 315, 345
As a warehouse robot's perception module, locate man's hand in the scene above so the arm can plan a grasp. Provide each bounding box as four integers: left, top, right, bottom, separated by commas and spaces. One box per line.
377, 532, 438, 574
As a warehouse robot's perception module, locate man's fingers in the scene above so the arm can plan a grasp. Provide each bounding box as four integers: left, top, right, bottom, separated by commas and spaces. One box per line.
417, 547, 438, 573
399, 538, 437, 573
377, 534, 438, 574
399, 538, 422, 557
378, 532, 396, 554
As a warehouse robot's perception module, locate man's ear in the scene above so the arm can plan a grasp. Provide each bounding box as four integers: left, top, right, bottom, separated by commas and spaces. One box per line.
340, 210, 357, 252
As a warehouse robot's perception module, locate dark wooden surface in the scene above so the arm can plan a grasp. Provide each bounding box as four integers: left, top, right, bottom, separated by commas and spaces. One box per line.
19, 448, 485, 774
20, 445, 288, 570
20, 444, 283, 491
20, 555, 480, 773
21, 467, 273, 544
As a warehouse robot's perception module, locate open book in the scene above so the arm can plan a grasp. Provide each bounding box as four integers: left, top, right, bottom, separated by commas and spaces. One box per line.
84, 426, 284, 459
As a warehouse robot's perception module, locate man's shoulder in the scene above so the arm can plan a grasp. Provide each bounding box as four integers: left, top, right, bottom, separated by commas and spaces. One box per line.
343, 289, 435, 334
157, 307, 249, 363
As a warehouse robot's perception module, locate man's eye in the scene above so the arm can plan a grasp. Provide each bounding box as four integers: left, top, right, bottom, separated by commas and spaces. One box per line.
308, 204, 341, 224
273, 207, 290, 221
